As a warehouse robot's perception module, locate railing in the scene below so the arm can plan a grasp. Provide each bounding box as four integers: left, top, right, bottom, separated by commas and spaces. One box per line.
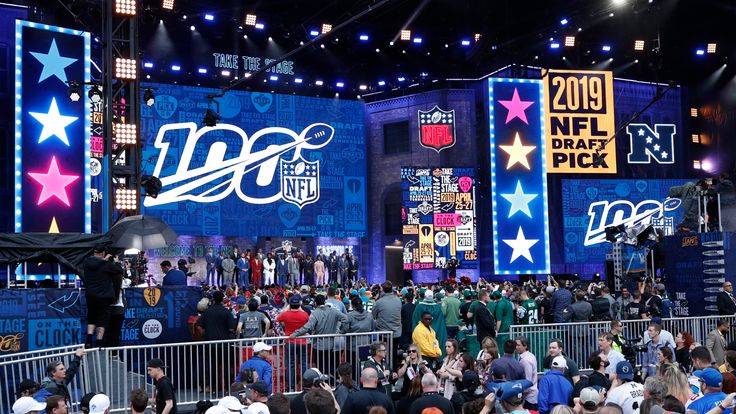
1, 331, 394, 413
508, 315, 736, 373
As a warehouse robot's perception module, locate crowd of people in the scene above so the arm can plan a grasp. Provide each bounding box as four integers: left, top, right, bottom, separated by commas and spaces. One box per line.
13, 268, 736, 414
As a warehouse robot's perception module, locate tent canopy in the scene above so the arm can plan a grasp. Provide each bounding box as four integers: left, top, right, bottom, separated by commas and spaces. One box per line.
0, 233, 112, 275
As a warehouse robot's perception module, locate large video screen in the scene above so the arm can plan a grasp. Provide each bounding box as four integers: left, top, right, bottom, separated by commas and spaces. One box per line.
401, 167, 478, 270
561, 179, 689, 272
140, 83, 366, 237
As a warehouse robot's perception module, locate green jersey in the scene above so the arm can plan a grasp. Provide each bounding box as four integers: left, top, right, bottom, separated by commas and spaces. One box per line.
442, 296, 462, 327
494, 298, 514, 334
519, 299, 539, 324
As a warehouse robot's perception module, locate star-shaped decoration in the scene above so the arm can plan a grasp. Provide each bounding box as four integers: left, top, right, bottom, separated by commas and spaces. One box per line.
661, 151, 668, 159
502, 227, 539, 264
28, 98, 78, 146
29, 38, 78, 84
499, 132, 536, 170
498, 88, 534, 124
638, 129, 645, 136
500, 181, 538, 218
27, 156, 80, 206
645, 137, 653, 144
653, 144, 660, 151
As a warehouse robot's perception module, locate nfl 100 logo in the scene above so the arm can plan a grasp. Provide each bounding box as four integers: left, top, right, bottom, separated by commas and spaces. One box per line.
418, 106, 456, 152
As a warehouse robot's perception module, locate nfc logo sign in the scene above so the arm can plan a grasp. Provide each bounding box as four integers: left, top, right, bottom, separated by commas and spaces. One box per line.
626, 123, 676, 165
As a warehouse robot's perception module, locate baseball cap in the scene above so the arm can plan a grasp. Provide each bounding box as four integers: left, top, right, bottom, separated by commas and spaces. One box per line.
12, 397, 46, 414
492, 364, 508, 379
248, 298, 260, 308
89, 393, 111, 414
552, 356, 568, 369
579, 387, 601, 409
245, 402, 269, 414
359, 287, 367, 295
462, 371, 481, 389
204, 406, 229, 414
545, 286, 556, 294
424, 290, 434, 301
147, 358, 166, 369
246, 380, 269, 395
491, 291, 502, 299
656, 283, 666, 291
496, 380, 533, 402
616, 361, 634, 381
253, 342, 273, 353
695, 368, 724, 388
463, 289, 472, 298
93, 243, 107, 253
218, 396, 246, 411
303, 368, 329, 387
289, 294, 302, 305
80, 393, 97, 411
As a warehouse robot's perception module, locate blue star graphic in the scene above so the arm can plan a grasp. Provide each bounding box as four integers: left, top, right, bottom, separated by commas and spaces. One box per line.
29, 38, 78, 84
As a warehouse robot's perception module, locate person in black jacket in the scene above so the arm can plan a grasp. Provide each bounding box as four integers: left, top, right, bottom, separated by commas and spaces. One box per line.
591, 288, 611, 321
475, 290, 497, 344
81, 244, 123, 347
197, 290, 236, 391
41, 347, 86, 405
340, 367, 395, 414
717, 281, 736, 315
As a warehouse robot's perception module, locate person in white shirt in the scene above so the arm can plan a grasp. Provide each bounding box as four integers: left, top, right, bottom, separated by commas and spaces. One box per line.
599, 332, 625, 377
606, 361, 644, 414
516, 335, 539, 410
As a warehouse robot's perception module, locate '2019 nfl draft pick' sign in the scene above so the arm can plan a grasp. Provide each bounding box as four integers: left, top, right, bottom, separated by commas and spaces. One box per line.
418, 106, 456, 152
543, 70, 617, 173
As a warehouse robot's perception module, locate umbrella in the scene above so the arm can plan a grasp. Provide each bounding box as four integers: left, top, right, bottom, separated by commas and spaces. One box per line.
107, 215, 178, 250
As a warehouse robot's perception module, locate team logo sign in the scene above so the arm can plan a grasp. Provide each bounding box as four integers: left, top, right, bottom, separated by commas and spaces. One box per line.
626, 123, 676, 164
280, 157, 319, 208
143, 287, 161, 307
418, 106, 456, 152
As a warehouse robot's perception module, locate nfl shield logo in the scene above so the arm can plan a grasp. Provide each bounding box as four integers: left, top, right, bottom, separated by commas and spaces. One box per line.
418, 106, 456, 152
280, 156, 320, 208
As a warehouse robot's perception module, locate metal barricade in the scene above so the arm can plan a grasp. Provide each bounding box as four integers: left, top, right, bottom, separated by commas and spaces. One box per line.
509, 315, 736, 374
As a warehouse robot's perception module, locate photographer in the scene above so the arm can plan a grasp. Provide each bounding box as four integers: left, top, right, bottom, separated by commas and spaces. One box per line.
396, 345, 426, 396
243, 381, 270, 414
290, 369, 330, 414
364, 341, 393, 396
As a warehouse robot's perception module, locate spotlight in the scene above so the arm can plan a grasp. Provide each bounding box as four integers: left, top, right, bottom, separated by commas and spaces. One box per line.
67, 81, 81, 102
335, 81, 344, 88
550, 41, 560, 49
693, 160, 701, 169
143, 61, 153, 68
400, 30, 411, 41
221, 70, 230, 77
359, 84, 367, 91
315, 80, 324, 86
114, 0, 136, 15
245, 14, 257, 26
707, 43, 717, 54
601, 45, 611, 52
171, 64, 181, 71
143, 88, 155, 106
565, 36, 575, 47
691, 134, 700, 144
88, 84, 103, 103
377, 80, 386, 86
375, 48, 380, 53
321, 24, 332, 34
461, 39, 471, 47
309, 29, 319, 37
198, 68, 207, 74
203, 109, 221, 127
359, 34, 369, 41
204, 13, 214, 21
612, 0, 626, 5
140, 175, 163, 198
190, 25, 195, 31
269, 75, 278, 81
474, 33, 482, 42
113, 123, 137, 145
162, 0, 174, 10
115, 58, 137, 79
634, 40, 645, 51
695, 49, 705, 56
268, 36, 273, 41
413, 37, 422, 44
294, 78, 303, 84
254, 23, 264, 30
397, 76, 406, 82
690, 108, 698, 117
115, 188, 138, 210
560, 18, 569, 25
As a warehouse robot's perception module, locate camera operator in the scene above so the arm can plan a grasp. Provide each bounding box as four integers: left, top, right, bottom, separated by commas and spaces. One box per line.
290, 368, 329, 414
243, 381, 270, 414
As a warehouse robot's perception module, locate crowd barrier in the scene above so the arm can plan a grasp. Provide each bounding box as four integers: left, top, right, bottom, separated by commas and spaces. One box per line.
508, 314, 736, 373
1, 331, 394, 413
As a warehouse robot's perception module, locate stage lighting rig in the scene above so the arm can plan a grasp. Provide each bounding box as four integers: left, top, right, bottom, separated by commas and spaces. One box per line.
88, 84, 103, 103
245, 14, 257, 26
203, 109, 221, 127
162, 0, 174, 10
140, 175, 162, 198
113, 123, 137, 145
67, 81, 82, 102
143, 88, 155, 106
115, 188, 138, 210
115, 0, 136, 15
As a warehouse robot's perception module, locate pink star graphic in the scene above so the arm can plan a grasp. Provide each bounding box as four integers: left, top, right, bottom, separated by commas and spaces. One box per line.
498, 88, 534, 124
27, 156, 79, 206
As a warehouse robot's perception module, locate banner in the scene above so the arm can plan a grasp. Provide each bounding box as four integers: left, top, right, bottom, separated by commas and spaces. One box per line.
140, 83, 367, 238
401, 167, 477, 270
544, 70, 616, 173
561, 179, 689, 274
15, 20, 91, 233
0, 287, 202, 354
664, 232, 736, 316
488, 78, 550, 275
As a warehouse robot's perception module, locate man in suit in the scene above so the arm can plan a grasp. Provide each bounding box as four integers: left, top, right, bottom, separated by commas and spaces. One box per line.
717, 281, 736, 315
286, 253, 300, 287
205, 248, 216, 286
161, 260, 187, 286
707, 319, 730, 365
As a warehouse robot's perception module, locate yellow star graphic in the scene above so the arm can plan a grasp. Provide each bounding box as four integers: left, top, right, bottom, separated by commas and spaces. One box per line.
499, 132, 536, 170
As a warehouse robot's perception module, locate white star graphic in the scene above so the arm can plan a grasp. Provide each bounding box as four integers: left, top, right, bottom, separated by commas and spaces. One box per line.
646, 137, 653, 144
653, 144, 660, 151
28, 98, 78, 146
502, 227, 539, 263
29, 38, 78, 84
638, 129, 645, 136
498, 132, 536, 170
661, 151, 668, 159
500, 181, 538, 218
